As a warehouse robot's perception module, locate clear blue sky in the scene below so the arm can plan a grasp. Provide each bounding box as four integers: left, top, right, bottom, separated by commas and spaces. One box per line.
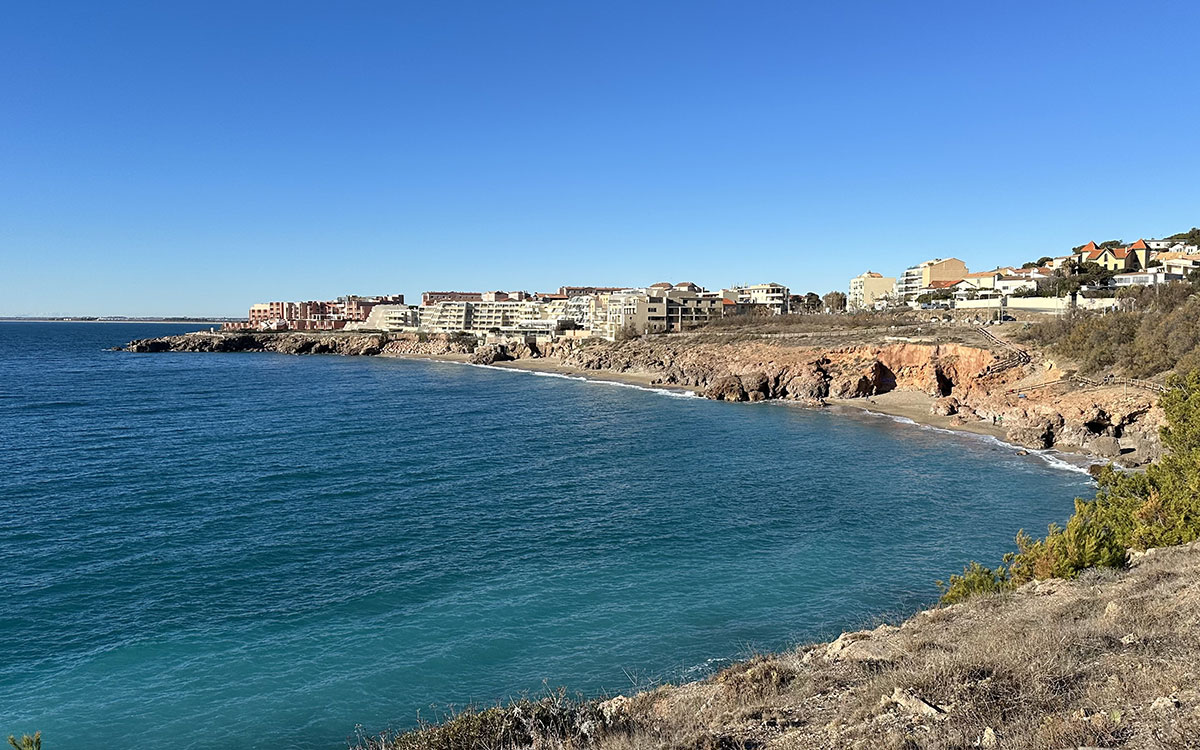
3, 1, 1199, 317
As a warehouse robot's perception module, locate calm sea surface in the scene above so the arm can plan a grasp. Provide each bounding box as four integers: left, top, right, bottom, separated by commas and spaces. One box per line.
0, 322, 1093, 749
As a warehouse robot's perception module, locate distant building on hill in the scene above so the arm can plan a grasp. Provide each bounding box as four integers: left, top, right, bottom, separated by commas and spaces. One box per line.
595, 283, 723, 338
720, 283, 790, 315
1073, 240, 1152, 272
848, 271, 896, 309
421, 291, 484, 306
228, 294, 405, 331
895, 258, 968, 301
558, 286, 626, 297
1146, 236, 1200, 253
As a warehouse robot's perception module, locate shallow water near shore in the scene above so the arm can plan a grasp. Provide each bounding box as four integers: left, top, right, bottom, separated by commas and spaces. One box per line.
1, 323, 1095, 750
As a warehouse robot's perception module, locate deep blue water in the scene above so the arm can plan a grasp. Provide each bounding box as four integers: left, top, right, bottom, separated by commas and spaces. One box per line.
0, 323, 1093, 749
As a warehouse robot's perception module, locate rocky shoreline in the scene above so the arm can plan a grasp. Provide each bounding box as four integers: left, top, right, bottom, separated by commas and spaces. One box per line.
124, 330, 1163, 465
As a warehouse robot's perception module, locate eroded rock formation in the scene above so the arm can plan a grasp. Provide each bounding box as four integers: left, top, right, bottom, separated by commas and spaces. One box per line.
125, 331, 1163, 463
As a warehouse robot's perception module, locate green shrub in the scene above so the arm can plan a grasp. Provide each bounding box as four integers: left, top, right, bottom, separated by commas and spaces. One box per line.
937, 561, 1011, 604
1019, 286, 1200, 377
940, 371, 1200, 604
7, 734, 41, 750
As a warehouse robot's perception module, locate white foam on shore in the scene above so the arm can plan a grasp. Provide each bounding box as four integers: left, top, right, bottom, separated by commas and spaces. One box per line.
408, 356, 1100, 475
847, 407, 1098, 477
678, 655, 737, 679
414, 358, 701, 399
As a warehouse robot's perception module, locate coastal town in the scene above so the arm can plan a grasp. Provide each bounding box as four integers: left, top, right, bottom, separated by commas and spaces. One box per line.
220, 230, 1200, 343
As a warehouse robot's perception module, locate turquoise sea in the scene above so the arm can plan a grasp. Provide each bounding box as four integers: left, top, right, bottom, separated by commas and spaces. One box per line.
0, 323, 1094, 748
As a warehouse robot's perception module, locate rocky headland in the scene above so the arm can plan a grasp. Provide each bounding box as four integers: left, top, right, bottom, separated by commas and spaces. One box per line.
125, 329, 1163, 464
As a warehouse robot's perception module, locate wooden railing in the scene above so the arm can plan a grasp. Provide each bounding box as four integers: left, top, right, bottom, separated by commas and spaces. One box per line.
1005, 374, 1167, 396
976, 326, 1166, 395
977, 326, 1031, 376
1071, 374, 1167, 394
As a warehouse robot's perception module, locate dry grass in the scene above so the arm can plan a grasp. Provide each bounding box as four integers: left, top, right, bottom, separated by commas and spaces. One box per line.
356, 542, 1200, 750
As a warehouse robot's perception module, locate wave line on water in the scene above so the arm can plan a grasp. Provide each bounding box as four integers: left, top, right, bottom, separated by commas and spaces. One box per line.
411, 358, 701, 399
848, 409, 1098, 476
415, 357, 1097, 475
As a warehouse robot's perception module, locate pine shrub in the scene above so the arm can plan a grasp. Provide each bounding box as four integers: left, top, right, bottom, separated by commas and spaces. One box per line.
940, 370, 1200, 604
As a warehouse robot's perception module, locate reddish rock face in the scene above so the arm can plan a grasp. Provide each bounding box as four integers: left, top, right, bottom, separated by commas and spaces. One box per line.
546, 338, 996, 404
127, 331, 1164, 464
543, 336, 1162, 462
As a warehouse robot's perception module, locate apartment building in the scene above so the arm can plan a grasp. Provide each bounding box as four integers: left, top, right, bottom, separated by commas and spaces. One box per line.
235, 294, 405, 331
725, 283, 790, 314
848, 271, 896, 309
1157, 253, 1200, 277
594, 283, 723, 338
896, 258, 968, 301
558, 286, 626, 297
345, 304, 422, 331
418, 298, 550, 333
422, 290, 483, 306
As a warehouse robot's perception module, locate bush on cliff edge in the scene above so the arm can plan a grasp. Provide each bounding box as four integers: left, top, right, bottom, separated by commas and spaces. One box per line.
940, 369, 1200, 603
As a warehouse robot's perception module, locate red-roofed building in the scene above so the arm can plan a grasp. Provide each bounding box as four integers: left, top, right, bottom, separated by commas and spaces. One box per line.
918, 278, 965, 298
1073, 240, 1151, 272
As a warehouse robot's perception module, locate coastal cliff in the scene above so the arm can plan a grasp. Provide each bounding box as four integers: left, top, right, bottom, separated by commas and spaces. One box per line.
125, 330, 1163, 464
550, 336, 1161, 465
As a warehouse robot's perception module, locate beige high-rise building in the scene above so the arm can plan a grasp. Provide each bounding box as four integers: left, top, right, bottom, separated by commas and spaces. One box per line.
848, 271, 896, 309
895, 258, 968, 301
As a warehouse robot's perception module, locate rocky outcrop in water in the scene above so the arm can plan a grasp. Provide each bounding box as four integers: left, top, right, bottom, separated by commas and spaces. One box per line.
126, 332, 476, 358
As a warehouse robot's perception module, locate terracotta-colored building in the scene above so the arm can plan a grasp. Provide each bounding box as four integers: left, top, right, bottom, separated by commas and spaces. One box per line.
228, 294, 405, 331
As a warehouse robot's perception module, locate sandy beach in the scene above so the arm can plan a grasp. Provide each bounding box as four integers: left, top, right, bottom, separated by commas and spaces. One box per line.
826, 390, 1011, 441
381, 352, 1078, 457
381, 351, 693, 392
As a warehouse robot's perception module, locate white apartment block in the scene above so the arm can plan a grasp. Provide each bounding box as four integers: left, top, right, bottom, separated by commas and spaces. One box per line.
726, 283, 790, 314
1146, 238, 1200, 253
1113, 269, 1186, 287
1158, 254, 1200, 277
419, 299, 549, 333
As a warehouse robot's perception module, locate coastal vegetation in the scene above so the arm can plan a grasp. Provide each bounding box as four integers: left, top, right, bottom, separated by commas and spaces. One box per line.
1017, 281, 1200, 377
7, 733, 40, 750
939, 370, 1200, 603
1165, 227, 1200, 245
